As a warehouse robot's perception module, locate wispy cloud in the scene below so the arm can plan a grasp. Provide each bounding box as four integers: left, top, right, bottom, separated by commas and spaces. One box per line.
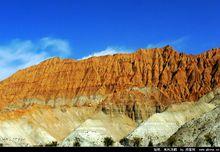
80, 37, 189, 60
146, 36, 189, 51
40, 37, 71, 55
80, 47, 132, 60
0, 37, 72, 81
0, 36, 189, 81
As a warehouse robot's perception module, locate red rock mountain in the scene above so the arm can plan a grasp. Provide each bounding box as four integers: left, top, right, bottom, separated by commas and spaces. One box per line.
0, 46, 219, 120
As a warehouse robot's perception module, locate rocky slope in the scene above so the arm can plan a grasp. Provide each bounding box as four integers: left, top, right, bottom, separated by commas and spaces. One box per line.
121, 88, 220, 147
0, 105, 96, 146
159, 89, 220, 147
0, 46, 219, 146
121, 98, 216, 146
0, 46, 219, 122
160, 106, 220, 147
60, 112, 136, 147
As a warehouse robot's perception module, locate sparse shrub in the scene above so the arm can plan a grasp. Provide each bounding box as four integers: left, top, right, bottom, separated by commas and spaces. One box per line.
133, 137, 142, 147
119, 137, 129, 146
101, 107, 108, 114
156, 105, 161, 113
148, 140, 153, 147
73, 138, 81, 147
0, 143, 3, 147
104, 137, 115, 147
204, 133, 214, 147
168, 136, 176, 147
45, 141, 58, 147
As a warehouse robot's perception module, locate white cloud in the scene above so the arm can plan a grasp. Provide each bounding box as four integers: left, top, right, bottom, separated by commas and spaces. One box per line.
40, 37, 71, 55
0, 37, 72, 81
0, 36, 188, 81
146, 36, 189, 50
80, 37, 188, 60
80, 47, 132, 60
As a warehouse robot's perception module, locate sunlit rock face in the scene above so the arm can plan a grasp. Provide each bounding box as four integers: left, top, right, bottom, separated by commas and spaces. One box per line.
0, 46, 219, 146
0, 47, 219, 108
0, 106, 96, 146
60, 112, 136, 147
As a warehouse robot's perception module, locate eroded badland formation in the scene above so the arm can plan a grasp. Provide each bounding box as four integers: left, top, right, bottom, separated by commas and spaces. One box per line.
0, 46, 219, 147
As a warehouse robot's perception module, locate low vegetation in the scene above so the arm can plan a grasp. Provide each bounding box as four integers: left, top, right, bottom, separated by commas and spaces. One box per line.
104, 137, 115, 147
119, 137, 129, 146
73, 137, 81, 147
148, 140, 153, 147
167, 136, 176, 147
204, 133, 214, 147
133, 137, 142, 147
45, 141, 58, 147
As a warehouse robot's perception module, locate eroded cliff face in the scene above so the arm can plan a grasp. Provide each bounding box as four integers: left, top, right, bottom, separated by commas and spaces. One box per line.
120, 88, 220, 147
160, 106, 220, 147
0, 46, 219, 121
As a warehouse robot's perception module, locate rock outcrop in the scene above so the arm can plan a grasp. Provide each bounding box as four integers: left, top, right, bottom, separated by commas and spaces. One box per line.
0, 105, 96, 146
60, 112, 136, 147
122, 99, 216, 146
160, 106, 220, 147
159, 88, 220, 147
0, 46, 219, 122
0, 46, 219, 146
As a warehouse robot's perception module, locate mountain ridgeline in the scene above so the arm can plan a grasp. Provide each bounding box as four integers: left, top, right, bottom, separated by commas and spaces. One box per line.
0, 46, 220, 147
0, 46, 219, 121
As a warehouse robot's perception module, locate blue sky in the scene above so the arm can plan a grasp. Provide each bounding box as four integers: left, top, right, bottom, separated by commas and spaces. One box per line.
0, 0, 219, 80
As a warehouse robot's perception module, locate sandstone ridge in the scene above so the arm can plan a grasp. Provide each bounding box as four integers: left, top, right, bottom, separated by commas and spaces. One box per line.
0, 46, 219, 120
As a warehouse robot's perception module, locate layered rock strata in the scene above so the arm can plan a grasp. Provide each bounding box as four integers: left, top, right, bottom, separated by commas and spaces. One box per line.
0, 46, 219, 121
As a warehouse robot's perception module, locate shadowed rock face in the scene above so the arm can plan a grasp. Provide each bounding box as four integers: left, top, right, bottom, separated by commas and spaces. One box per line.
120, 88, 220, 147
0, 46, 219, 121
159, 106, 220, 147
158, 89, 220, 147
